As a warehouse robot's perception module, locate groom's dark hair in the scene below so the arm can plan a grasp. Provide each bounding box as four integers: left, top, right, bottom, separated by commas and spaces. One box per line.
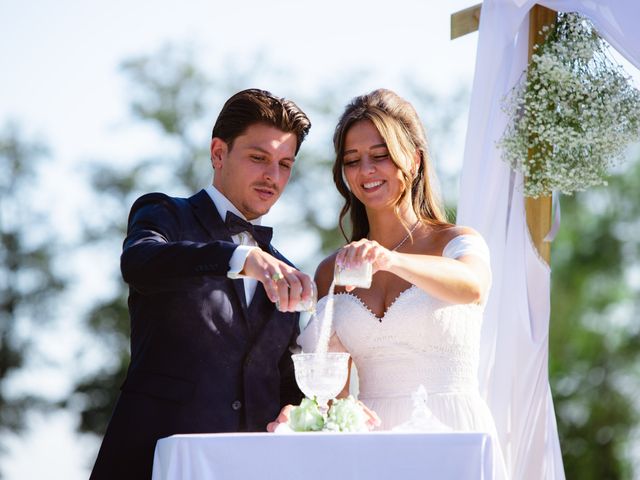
212, 88, 311, 154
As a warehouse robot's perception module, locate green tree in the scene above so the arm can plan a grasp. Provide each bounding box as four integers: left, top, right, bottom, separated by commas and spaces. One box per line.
0, 123, 65, 469
550, 153, 640, 479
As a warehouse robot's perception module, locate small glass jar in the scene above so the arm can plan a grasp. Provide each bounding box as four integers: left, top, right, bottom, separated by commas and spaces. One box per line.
277, 282, 318, 313
334, 261, 372, 289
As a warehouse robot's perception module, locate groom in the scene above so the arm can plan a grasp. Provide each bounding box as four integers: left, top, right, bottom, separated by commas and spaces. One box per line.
90, 88, 312, 479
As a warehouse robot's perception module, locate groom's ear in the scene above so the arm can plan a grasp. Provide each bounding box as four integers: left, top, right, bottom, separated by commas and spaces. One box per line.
211, 138, 228, 170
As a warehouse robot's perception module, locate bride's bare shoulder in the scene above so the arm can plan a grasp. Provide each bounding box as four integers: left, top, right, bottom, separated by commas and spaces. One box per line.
427, 224, 482, 254
439, 224, 481, 241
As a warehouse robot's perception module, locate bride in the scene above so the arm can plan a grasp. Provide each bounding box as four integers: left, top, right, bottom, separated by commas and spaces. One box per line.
296, 88, 508, 476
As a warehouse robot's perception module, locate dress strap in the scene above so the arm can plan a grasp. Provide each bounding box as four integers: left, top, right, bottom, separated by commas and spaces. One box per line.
442, 234, 491, 267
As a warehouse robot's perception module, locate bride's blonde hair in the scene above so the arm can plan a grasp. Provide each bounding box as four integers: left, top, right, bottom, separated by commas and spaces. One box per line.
332, 88, 449, 241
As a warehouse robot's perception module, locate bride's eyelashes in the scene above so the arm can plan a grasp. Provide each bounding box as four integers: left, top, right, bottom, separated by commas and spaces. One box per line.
343, 157, 359, 167
343, 153, 391, 168
372, 152, 390, 161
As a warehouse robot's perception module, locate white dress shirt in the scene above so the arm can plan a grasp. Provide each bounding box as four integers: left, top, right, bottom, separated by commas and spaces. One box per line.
205, 184, 260, 304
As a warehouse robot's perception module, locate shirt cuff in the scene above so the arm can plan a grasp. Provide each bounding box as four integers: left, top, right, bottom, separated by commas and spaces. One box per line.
227, 245, 259, 279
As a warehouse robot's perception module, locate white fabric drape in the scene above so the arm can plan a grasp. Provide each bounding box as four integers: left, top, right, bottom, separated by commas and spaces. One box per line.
456, 1, 640, 479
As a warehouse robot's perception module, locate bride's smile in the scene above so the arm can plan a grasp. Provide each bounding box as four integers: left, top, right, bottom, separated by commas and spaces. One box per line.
342, 119, 406, 209
362, 180, 385, 191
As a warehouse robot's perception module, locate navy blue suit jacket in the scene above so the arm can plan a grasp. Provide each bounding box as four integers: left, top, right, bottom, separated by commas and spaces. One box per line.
90, 189, 303, 479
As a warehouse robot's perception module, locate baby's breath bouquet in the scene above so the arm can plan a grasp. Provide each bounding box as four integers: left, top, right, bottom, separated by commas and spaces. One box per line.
499, 12, 640, 198
287, 396, 369, 433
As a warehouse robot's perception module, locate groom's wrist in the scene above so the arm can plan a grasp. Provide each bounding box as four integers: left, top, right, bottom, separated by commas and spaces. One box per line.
227, 245, 260, 279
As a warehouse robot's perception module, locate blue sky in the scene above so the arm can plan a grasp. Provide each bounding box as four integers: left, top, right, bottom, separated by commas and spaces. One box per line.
1, 0, 478, 163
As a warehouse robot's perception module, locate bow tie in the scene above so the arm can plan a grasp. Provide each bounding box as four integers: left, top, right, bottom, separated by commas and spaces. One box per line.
225, 211, 273, 250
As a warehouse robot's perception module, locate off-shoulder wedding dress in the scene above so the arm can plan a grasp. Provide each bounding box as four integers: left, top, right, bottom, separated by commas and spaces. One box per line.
298, 234, 508, 479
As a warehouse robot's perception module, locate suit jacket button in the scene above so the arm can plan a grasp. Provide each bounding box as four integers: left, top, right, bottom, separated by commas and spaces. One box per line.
232, 400, 242, 411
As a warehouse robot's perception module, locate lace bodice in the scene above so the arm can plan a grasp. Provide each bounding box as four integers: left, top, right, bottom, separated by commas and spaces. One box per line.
297, 234, 490, 399
300, 286, 483, 399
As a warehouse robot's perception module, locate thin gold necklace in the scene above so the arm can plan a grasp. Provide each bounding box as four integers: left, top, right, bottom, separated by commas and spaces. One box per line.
373, 220, 420, 251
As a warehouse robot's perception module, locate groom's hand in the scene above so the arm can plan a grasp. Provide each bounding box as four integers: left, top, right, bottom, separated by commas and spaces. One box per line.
266, 404, 294, 432
242, 249, 314, 312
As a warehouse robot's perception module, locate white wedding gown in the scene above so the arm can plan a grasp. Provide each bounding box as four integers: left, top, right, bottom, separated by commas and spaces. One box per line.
298, 234, 509, 478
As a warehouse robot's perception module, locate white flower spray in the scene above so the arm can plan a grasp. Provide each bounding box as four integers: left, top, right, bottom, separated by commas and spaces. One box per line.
499, 12, 640, 198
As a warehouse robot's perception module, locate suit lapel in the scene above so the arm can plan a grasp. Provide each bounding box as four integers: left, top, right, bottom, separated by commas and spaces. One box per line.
189, 189, 249, 317
189, 189, 230, 240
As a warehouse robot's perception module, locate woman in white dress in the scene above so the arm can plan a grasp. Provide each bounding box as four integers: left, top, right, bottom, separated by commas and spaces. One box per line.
298, 88, 508, 477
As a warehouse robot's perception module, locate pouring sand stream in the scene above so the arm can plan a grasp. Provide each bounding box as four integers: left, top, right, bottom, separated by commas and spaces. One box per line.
312, 279, 337, 355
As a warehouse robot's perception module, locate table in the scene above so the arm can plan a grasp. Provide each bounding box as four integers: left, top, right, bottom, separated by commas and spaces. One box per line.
152, 431, 496, 479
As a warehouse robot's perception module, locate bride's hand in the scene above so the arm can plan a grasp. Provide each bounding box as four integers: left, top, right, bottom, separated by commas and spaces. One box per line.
358, 401, 382, 430
336, 239, 394, 281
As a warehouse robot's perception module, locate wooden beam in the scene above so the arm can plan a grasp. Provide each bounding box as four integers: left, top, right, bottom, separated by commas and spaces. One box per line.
451, 4, 482, 40
527, 5, 557, 58
525, 5, 557, 264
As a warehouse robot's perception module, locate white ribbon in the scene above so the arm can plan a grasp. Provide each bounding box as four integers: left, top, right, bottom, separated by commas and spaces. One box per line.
543, 190, 561, 242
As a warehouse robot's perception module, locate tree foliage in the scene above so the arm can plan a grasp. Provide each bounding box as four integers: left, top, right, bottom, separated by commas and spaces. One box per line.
0, 124, 65, 460
550, 154, 640, 479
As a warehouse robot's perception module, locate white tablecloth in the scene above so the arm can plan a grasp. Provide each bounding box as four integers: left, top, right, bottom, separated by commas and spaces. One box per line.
152, 431, 496, 480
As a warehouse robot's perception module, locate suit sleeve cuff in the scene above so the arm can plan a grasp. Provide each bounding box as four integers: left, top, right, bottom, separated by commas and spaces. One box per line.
227, 245, 259, 279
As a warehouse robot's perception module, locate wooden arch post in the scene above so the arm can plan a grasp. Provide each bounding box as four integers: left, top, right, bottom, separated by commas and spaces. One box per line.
525, 6, 557, 263
451, 3, 557, 264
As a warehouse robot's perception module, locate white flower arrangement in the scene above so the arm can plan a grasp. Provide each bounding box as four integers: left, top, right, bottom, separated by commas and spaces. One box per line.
499, 12, 640, 198
288, 397, 325, 432
324, 396, 369, 432
287, 396, 369, 433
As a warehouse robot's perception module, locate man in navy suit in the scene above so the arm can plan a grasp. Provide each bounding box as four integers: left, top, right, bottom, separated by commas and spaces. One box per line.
90, 88, 313, 479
